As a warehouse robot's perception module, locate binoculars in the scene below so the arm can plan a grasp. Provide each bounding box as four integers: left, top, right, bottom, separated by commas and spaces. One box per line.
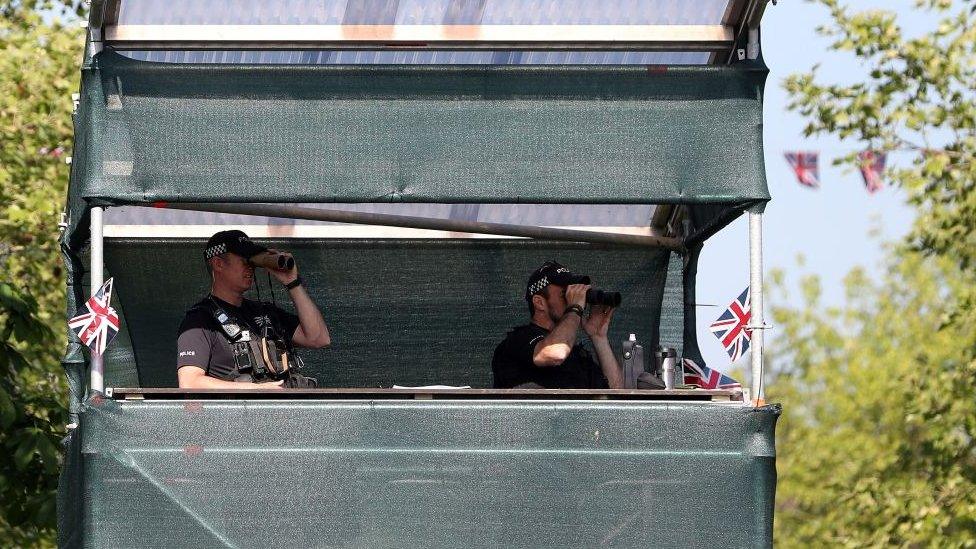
586, 288, 622, 307
563, 274, 622, 307
248, 252, 295, 271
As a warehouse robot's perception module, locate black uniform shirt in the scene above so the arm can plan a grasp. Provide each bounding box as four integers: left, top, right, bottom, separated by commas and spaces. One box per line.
491, 323, 609, 389
176, 295, 300, 381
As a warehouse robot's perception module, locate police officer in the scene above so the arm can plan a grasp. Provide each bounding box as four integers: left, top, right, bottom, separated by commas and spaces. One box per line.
492, 260, 623, 389
176, 230, 330, 389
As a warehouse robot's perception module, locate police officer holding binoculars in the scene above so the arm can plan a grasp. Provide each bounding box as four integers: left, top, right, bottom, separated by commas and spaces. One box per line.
176, 230, 330, 390
491, 260, 623, 389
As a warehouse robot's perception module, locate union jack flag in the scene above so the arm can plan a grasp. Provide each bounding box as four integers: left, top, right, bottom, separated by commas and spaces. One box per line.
709, 287, 752, 363
857, 151, 886, 194
68, 278, 120, 355
682, 358, 741, 389
784, 151, 820, 188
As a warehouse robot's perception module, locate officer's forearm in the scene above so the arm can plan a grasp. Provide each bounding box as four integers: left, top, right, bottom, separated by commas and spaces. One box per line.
288, 284, 330, 348
178, 369, 282, 390
590, 336, 623, 389
533, 314, 581, 367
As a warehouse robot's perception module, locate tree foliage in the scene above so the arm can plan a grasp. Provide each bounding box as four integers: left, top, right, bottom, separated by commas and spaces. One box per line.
1, 3, 83, 545
0, 284, 64, 546
785, 0, 976, 291
769, 253, 976, 547
775, 1, 976, 546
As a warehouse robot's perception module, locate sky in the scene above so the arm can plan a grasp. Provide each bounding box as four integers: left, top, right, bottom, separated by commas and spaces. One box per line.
695, 0, 928, 373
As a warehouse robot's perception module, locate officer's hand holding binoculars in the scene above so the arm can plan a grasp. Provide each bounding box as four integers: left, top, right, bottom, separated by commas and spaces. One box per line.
566, 284, 589, 309
580, 279, 616, 339
250, 249, 299, 286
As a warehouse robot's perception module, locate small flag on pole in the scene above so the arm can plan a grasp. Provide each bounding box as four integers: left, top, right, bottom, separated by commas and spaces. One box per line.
857, 151, 886, 194
682, 358, 742, 389
69, 278, 120, 355
709, 287, 752, 363
784, 151, 820, 188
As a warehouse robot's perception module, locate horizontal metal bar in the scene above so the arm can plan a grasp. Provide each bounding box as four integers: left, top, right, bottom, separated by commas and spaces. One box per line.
105, 24, 733, 51
150, 202, 686, 252
103, 224, 659, 240
106, 387, 735, 401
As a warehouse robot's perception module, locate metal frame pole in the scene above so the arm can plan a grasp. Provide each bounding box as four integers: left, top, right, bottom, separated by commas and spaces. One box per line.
747, 27, 760, 59
90, 206, 105, 394
748, 212, 764, 404
154, 202, 687, 252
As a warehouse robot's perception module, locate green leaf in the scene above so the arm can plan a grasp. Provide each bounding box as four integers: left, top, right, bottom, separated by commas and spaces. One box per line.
35, 435, 61, 476
0, 283, 30, 316
0, 387, 15, 428
12, 436, 37, 472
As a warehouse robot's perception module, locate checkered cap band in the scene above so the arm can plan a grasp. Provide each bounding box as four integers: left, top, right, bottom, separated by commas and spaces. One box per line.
527, 276, 549, 296
205, 243, 227, 259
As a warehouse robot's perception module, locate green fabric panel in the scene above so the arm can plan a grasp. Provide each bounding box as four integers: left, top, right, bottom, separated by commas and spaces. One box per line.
681, 243, 707, 366
100, 292, 140, 388
72, 52, 768, 209
66, 398, 779, 548
59, 232, 88, 417
686, 203, 749, 246
658, 251, 685, 355
102, 238, 679, 388
56, 429, 83, 549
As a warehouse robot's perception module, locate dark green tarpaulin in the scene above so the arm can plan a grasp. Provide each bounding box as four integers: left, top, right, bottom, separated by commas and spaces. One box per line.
66, 52, 767, 239
65, 397, 779, 548
101, 239, 683, 388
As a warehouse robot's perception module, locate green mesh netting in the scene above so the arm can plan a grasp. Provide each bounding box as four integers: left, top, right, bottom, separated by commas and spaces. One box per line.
102, 238, 681, 389
68, 52, 767, 222
68, 398, 778, 548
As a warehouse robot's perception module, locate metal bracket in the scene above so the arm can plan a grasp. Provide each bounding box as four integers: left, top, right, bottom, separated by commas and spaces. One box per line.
104, 387, 114, 398
746, 323, 772, 331
736, 48, 746, 61
58, 210, 69, 234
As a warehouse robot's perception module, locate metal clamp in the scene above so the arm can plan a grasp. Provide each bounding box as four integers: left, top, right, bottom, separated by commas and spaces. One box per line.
745, 323, 772, 331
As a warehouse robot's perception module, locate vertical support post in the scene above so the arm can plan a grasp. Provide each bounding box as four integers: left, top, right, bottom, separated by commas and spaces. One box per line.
749, 212, 764, 405
747, 27, 760, 60
90, 206, 105, 394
